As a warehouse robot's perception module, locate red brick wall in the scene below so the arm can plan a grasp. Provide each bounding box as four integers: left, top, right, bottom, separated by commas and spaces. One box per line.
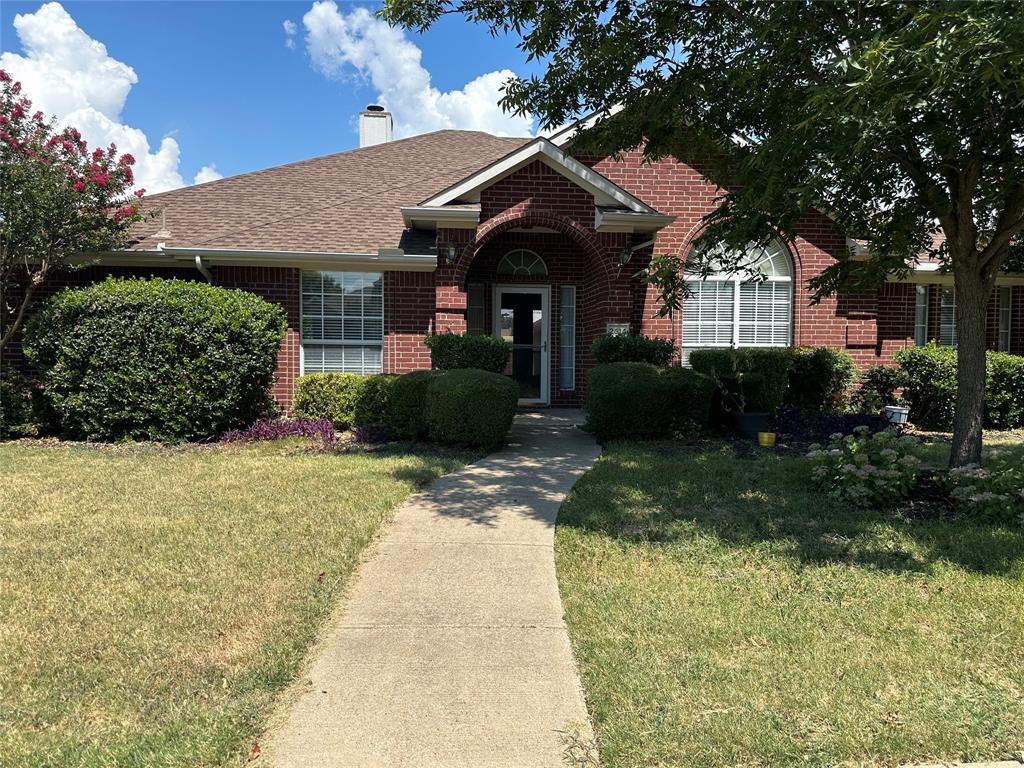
384, 270, 434, 373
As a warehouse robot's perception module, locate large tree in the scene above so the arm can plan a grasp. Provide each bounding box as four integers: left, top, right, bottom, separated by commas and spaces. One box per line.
0, 70, 144, 352
384, 0, 1024, 467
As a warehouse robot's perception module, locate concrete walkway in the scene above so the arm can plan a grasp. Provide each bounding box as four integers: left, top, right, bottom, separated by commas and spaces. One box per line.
266, 410, 602, 768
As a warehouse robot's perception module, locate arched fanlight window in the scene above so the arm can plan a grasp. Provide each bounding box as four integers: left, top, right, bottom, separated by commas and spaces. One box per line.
497, 249, 547, 277
681, 240, 793, 354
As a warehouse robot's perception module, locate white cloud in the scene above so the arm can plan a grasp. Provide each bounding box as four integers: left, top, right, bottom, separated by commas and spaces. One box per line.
193, 164, 223, 184
300, 1, 533, 138
283, 19, 297, 49
0, 2, 201, 194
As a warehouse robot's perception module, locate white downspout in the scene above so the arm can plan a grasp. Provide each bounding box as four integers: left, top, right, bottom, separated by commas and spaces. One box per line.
194, 254, 214, 283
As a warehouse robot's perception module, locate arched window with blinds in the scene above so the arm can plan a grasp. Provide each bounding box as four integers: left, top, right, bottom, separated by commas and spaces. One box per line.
681, 240, 793, 358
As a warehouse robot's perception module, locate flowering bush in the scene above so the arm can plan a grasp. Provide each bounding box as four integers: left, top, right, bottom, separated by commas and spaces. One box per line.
939, 464, 1024, 525
807, 427, 920, 506
1, 69, 144, 351
221, 418, 337, 447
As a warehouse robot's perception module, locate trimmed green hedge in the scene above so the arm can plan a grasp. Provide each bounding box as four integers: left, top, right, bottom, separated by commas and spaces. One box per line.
292, 373, 365, 429
385, 370, 438, 440
24, 277, 286, 442
425, 332, 511, 373
784, 347, 856, 411
352, 374, 397, 431
688, 348, 791, 413
424, 368, 518, 447
586, 362, 713, 441
893, 344, 1024, 430
591, 333, 675, 365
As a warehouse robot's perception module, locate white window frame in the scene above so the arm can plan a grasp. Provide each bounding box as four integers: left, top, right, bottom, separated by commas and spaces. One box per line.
998, 286, 1012, 352
914, 284, 930, 346
559, 285, 576, 391
299, 270, 384, 375
681, 241, 793, 353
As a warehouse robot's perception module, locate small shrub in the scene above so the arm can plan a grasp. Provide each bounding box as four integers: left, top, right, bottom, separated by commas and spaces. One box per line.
893, 344, 957, 429
386, 370, 439, 440
852, 364, 907, 414
985, 352, 1024, 429
424, 368, 518, 448
807, 427, 920, 507
591, 333, 675, 365
0, 366, 40, 437
689, 347, 791, 414
221, 418, 337, 447
773, 405, 891, 441
353, 374, 397, 431
24, 277, 286, 442
292, 373, 365, 430
785, 347, 856, 411
586, 362, 713, 440
938, 464, 1024, 525
425, 332, 511, 373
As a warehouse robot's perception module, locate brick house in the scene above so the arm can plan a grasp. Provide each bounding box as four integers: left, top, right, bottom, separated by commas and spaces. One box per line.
19, 107, 1024, 408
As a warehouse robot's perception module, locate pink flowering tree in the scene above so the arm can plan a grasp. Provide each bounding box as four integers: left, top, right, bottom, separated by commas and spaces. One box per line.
0, 69, 145, 352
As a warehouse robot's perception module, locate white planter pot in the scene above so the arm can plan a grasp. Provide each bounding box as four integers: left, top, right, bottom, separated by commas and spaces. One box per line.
884, 405, 909, 425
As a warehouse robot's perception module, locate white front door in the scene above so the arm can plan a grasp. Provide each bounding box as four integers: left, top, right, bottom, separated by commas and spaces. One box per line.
493, 285, 550, 405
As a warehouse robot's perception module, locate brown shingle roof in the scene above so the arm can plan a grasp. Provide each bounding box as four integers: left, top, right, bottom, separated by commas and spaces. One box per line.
129, 130, 529, 254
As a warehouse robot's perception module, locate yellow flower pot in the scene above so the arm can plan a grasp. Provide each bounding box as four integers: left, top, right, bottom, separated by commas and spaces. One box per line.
757, 431, 776, 448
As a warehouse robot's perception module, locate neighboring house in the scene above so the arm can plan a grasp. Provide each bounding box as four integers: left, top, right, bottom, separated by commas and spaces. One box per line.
16, 107, 1024, 407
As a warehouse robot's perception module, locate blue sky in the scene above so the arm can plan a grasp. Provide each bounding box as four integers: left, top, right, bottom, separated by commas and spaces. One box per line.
0, 1, 541, 192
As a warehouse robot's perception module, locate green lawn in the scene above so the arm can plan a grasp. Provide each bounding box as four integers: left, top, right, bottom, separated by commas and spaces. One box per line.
556, 434, 1024, 768
0, 440, 471, 768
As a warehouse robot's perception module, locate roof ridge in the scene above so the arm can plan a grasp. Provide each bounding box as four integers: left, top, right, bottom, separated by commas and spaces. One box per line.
146, 130, 530, 200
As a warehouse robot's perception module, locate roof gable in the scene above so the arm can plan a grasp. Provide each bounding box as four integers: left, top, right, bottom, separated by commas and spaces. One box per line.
418, 137, 659, 214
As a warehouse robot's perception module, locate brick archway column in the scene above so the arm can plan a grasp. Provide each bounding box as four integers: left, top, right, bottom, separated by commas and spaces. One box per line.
433, 227, 475, 333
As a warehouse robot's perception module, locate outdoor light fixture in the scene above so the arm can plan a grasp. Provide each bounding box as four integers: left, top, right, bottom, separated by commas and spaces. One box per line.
619, 246, 632, 266
446, 242, 458, 264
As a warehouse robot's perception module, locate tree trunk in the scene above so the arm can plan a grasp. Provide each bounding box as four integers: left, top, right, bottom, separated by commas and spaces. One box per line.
948, 268, 991, 467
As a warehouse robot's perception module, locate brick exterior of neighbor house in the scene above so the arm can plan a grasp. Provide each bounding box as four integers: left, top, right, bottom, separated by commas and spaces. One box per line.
8, 127, 1022, 411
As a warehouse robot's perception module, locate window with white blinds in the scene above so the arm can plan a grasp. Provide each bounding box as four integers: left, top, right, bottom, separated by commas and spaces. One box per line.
914, 285, 929, 346
301, 271, 384, 374
682, 240, 793, 355
939, 287, 956, 347
998, 286, 1012, 352
559, 286, 576, 390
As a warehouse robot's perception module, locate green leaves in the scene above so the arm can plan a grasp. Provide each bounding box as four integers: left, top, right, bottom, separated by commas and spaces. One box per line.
23, 278, 287, 442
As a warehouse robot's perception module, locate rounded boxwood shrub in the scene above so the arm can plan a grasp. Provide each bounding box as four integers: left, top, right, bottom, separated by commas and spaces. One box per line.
424, 368, 518, 448
424, 332, 511, 373
24, 277, 286, 442
292, 372, 366, 430
385, 370, 439, 440
586, 362, 713, 441
352, 374, 397, 431
893, 344, 957, 429
591, 333, 675, 365
784, 347, 856, 411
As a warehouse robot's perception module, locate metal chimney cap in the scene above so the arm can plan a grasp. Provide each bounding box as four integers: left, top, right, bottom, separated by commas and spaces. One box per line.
365, 104, 385, 112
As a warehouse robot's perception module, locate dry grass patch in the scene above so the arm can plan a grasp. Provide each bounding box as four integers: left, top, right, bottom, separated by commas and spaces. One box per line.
556, 436, 1024, 768
0, 439, 472, 767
